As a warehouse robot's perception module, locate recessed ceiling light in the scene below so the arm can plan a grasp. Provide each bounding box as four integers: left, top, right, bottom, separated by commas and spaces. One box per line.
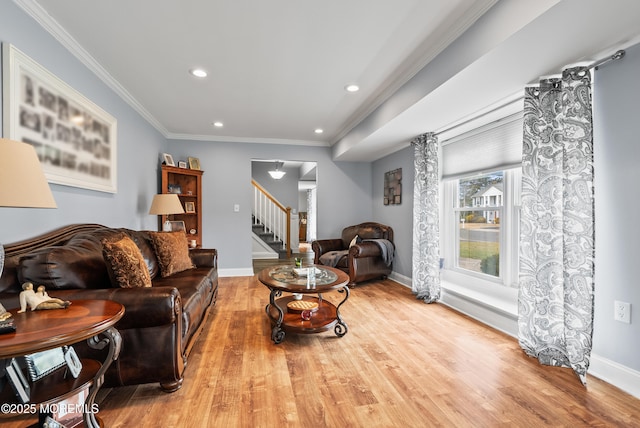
190, 68, 208, 78
345, 84, 359, 92
213, 121, 223, 127
314, 128, 323, 134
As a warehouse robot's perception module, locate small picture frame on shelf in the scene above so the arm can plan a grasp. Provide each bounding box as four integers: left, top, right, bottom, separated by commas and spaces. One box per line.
188, 157, 200, 170
163, 153, 175, 166
167, 184, 182, 194
169, 220, 186, 232
5, 358, 30, 403
24, 347, 67, 381
178, 160, 187, 169
185, 201, 196, 213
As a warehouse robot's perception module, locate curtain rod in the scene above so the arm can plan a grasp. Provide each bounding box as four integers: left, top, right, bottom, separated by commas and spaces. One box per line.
590, 49, 626, 70
432, 49, 626, 139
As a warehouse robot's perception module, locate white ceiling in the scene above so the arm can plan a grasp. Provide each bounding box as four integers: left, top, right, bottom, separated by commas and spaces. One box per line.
18, 0, 640, 162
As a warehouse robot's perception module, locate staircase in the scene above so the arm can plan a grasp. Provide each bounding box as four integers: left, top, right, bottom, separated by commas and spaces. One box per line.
252, 180, 291, 259
252, 216, 288, 258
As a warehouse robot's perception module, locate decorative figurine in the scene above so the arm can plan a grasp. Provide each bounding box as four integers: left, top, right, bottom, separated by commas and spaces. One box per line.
0, 302, 11, 321
18, 282, 71, 313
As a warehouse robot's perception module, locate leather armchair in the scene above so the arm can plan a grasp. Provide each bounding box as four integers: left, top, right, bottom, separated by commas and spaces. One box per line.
312, 222, 394, 286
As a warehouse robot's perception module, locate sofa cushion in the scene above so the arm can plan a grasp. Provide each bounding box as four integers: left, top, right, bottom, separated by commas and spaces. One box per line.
149, 231, 195, 277
102, 234, 152, 288
18, 231, 114, 290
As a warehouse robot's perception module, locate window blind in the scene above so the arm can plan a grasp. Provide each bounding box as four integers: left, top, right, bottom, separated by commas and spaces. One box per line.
441, 112, 523, 180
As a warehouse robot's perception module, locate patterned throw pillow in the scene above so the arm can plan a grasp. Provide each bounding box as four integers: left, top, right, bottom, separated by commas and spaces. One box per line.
102, 234, 152, 288
149, 231, 195, 277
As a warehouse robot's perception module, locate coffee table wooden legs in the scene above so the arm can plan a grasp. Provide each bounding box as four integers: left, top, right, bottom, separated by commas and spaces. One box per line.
265, 289, 286, 343
265, 286, 350, 344
85, 327, 122, 428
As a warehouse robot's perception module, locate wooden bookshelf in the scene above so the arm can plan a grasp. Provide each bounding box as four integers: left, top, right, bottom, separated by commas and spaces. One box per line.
160, 165, 203, 247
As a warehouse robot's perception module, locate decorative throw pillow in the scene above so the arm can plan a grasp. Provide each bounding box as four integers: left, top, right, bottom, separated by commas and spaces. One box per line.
149, 231, 195, 277
102, 234, 152, 288
349, 235, 362, 248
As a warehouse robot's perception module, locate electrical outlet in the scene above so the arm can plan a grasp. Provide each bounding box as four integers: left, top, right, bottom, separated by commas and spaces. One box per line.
614, 300, 631, 324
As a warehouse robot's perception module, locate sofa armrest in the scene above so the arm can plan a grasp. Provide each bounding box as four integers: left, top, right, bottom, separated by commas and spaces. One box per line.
190, 248, 218, 269
48, 286, 181, 330
312, 239, 345, 264
349, 241, 384, 258
312, 239, 344, 255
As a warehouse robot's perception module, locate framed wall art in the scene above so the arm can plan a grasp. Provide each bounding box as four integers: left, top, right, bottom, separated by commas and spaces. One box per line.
384, 168, 402, 205
2, 43, 117, 193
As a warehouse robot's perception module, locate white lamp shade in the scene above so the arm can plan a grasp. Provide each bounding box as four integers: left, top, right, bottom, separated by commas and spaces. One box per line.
0, 139, 57, 208
268, 170, 286, 179
268, 161, 286, 179
149, 194, 185, 215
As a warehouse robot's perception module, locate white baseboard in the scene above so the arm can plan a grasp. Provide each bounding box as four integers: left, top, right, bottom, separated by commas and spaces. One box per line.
589, 354, 640, 399
218, 267, 254, 277
252, 251, 278, 259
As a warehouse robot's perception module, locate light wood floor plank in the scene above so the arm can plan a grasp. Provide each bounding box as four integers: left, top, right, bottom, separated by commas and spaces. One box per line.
3, 275, 640, 427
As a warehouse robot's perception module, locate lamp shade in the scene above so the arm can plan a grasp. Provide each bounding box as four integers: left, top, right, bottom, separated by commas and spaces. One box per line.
0, 139, 57, 208
149, 194, 185, 215
268, 161, 286, 179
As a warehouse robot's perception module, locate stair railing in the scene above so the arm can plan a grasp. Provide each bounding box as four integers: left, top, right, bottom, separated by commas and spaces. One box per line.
252, 179, 291, 257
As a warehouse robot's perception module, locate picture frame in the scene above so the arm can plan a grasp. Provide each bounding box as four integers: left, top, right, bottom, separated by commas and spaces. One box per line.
188, 156, 200, 170
2, 43, 117, 193
384, 168, 402, 205
24, 347, 67, 381
163, 153, 175, 166
178, 160, 187, 169
185, 201, 196, 213
169, 220, 186, 232
5, 358, 30, 403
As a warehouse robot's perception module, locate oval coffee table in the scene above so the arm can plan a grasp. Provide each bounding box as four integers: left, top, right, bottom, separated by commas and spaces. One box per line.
258, 265, 349, 344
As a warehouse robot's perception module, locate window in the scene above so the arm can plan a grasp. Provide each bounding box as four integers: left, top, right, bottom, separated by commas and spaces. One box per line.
456, 171, 503, 278
442, 167, 520, 288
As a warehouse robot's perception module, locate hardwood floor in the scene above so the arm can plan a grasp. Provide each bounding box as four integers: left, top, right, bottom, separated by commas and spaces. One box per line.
4, 276, 640, 427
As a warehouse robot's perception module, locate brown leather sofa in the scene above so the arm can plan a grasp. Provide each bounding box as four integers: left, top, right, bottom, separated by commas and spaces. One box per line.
0, 224, 218, 392
312, 222, 394, 286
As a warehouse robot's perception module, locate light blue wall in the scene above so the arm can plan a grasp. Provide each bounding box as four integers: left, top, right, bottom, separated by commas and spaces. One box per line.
372, 146, 414, 278
167, 140, 373, 271
592, 42, 640, 372
0, 2, 166, 242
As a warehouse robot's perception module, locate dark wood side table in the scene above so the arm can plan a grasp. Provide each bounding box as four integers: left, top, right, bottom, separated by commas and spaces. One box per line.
258, 265, 350, 344
0, 299, 124, 428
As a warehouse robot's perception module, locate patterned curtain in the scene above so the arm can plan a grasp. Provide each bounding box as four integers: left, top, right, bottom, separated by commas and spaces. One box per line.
518, 67, 595, 385
412, 132, 440, 303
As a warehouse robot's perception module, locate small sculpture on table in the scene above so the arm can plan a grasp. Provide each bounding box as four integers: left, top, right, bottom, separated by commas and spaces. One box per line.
18, 282, 71, 313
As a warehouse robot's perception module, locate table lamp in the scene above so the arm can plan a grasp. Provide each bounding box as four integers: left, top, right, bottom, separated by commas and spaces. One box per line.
149, 194, 184, 231
0, 138, 57, 280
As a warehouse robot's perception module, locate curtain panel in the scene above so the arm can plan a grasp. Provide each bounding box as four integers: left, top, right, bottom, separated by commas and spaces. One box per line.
518, 67, 595, 384
412, 133, 441, 303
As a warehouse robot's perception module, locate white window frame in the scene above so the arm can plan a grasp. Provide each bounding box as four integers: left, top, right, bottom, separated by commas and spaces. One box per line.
441, 167, 521, 290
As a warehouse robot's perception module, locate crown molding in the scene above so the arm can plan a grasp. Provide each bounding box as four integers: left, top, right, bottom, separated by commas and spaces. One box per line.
165, 132, 330, 147
331, 0, 498, 146
14, 0, 169, 136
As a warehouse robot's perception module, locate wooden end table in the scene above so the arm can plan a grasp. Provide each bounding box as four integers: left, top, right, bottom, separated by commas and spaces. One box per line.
0, 299, 124, 428
258, 265, 350, 344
